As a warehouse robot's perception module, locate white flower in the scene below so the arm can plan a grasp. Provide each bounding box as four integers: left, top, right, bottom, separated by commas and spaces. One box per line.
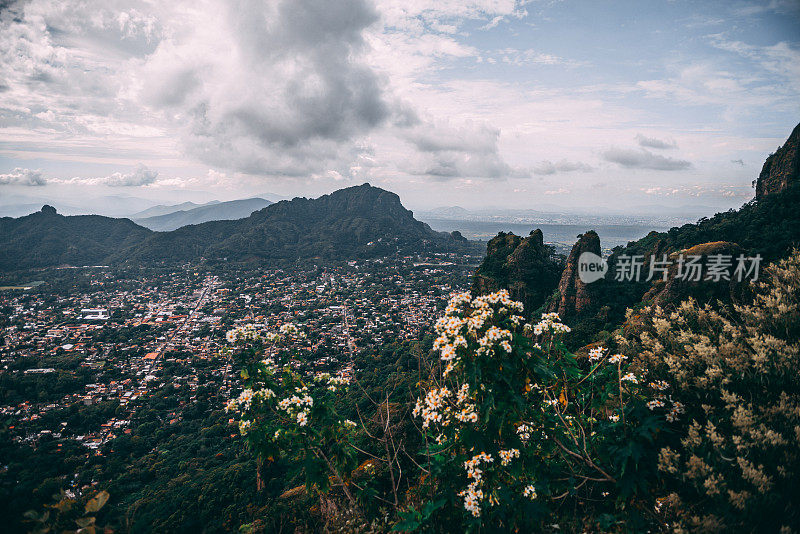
588, 346, 605, 362
646, 399, 665, 410
649, 380, 669, 391
499, 448, 520, 466
608, 414, 620, 422
621, 372, 638, 383
296, 410, 309, 426
238, 419, 251, 435
608, 353, 628, 364
440, 344, 457, 361
523, 484, 537, 500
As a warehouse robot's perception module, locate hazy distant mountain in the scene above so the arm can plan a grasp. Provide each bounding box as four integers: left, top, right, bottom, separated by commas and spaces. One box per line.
257, 192, 293, 203
91, 195, 160, 217
130, 201, 220, 219
0, 205, 153, 271
0, 193, 161, 218
134, 198, 273, 231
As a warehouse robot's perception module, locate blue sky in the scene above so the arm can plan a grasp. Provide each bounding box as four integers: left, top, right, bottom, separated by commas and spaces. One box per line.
0, 0, 798, 213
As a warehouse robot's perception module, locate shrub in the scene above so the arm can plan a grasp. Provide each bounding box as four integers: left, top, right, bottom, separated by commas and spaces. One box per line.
403, 290, 664, 532
619, 251, 800, 532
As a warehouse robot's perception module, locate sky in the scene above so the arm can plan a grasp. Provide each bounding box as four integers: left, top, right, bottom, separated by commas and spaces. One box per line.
0, 0, 799, 214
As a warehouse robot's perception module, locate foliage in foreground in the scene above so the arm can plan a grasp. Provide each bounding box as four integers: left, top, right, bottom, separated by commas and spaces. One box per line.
621, 251, 800, 532
31, 252, 796, 532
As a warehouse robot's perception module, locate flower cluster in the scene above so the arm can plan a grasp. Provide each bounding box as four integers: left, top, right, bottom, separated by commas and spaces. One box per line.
276, 386, 314, 427
665, 400, 685, 422
225, 387, 275, 412
608, 353, 628, 365
313, 371, 352, 392
532, 312, 571, 335
516, 423, 534, 443
460, 452, 495, 517
522, 484, 538, 500
412, 382, 480, 428
413, 387, 451, 428
588, 346, 606, 362
225, 324, 262, 343
498, 448, 520, 466
279, 323, 306, 338
431, 290, 527, 380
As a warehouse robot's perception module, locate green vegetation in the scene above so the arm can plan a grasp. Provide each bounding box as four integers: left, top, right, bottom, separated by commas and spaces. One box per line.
0, 185, 476, 273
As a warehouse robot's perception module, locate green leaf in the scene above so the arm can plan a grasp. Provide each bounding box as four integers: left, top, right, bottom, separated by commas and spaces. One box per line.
84, 490, 109, 513
391, 509, 422, 532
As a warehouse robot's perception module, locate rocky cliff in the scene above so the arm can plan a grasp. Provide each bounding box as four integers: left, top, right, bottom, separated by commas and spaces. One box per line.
471, 229, 562, 315
547, 231, 601, 319
756, 122, 800, 200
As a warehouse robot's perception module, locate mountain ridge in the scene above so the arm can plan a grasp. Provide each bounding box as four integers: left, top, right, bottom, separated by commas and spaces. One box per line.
0, 184, 471, 272
134, 198, 272, 231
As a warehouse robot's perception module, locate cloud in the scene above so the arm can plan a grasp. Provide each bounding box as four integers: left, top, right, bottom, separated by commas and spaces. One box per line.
407, 121, 499, 155
643, 184, 752, 199
103, 164, 159, 186
635, 134, 677, 150
731, 159, 745, 166
603, 148, 692, 171
0, 168, 47, 186
403, 119, 524, 180
139, 0, 389, 176
56, 164, 159, 187
533, 160, 593, 175
490, 48, 579, 67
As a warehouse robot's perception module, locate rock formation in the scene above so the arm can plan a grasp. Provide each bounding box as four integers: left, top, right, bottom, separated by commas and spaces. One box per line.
471, 229, 562, 315
756, 122, 800, 200
547, 231, 601, 319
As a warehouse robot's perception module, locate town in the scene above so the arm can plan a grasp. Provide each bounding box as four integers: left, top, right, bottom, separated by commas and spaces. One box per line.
0, 251, 480, 462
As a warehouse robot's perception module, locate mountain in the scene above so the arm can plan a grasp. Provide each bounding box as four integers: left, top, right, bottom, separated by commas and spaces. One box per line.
121, 184, 467, 264
0, 184, 470, 271
756, 122, 800, 199
0, 205, 153, 271
130, 201, 219, 219
89, 195, 160, 217
134, 198, 272, 231
256, 192, 292, 203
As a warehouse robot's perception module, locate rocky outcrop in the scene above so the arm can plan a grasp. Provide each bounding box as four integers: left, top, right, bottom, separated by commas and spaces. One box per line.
471, 229, 562, 315
756, 122, 800, 200
547, 231, 601, 319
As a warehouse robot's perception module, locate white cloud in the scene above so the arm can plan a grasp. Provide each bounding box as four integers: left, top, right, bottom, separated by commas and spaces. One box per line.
55, 164, 159, 187
0, 168, 46, 186
533, 160, 594, 175
643, 184, 752, 199
603, 148, 692, 171
636, 134, 677, 150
